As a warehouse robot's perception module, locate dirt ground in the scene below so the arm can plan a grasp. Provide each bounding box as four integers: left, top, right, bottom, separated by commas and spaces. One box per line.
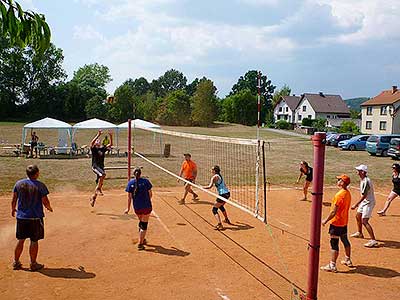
0, 185, 399, 300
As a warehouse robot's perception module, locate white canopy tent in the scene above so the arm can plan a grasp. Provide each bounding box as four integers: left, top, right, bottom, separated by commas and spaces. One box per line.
72, 118, 117, 148
22, 117, 73, 146
117, 119, 161, 130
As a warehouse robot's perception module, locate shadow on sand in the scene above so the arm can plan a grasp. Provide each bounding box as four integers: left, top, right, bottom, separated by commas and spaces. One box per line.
37, 267, 96, 279
143, 244, 190, 257
345, 265, 400, 278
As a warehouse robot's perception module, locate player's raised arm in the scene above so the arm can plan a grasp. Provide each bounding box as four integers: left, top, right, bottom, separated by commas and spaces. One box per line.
90, 130, 102, 147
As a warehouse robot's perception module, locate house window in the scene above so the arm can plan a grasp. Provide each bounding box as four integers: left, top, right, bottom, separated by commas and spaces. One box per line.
366, 107, 372, 115
366, 121, 372, 129
279, 107, 282, 112
308, 115, 312, 119
327, 115, 330, 119
298, 114, 302, 121
380, 121, 387, 130
302, 106, 306, 112
285, 107, 288, 112
380, 106, 387, 115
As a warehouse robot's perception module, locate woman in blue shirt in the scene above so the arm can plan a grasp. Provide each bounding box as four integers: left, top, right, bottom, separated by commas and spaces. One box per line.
125, 168, 153, 250
203, 165, 231, 230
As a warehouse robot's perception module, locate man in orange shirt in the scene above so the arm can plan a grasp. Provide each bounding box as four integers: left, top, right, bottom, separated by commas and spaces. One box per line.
177, 153, 199, 205
321, 174, 353, 272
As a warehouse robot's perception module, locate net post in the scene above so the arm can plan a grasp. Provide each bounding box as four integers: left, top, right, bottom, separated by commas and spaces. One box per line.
262, 140, 267, 223
306, 132, 326, 300
255, 139, 260, 216
127, 119, 132, 181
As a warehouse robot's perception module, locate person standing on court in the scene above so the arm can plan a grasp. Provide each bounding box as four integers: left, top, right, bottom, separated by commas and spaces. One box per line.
125, 168, 153, 250
30, 131, 39, 158
11, 165, 53, 271
321, 174, 353, 272
350, 164, 378, 248
203, 165, 232, 230
90, 129, 113, 207
377, 163, 400, 216
296, 161, 313, 201
177, 153, 199, 205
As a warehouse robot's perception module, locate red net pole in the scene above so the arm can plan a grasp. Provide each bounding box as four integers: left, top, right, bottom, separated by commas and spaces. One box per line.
127, 119, 132, 181
306, 132, 326, 300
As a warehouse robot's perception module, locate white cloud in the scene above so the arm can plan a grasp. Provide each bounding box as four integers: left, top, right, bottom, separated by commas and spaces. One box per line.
237, 0, 279, 6
314, 0, 400, 44
73, 24, 105, 42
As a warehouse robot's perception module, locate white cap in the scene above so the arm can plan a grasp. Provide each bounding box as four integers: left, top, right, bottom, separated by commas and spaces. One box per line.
355, 164, 368, 172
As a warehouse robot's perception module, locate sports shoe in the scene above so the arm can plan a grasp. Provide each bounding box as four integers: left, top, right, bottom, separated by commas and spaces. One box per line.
90, 195, 96, 207
215, 223, 224, 231
96, 188, 103, 196
138, 244, 145, 250
364, 239, 378, 248
350, 232, 364, 238
320, 263, 337, 273
30, 262, 44, 272
12, 261, 22, 270
223, 218, 232, 224
192, 194, 199, 201
178, 199, 185, 205
340, 258, 353, 267
377, 210, 386, 216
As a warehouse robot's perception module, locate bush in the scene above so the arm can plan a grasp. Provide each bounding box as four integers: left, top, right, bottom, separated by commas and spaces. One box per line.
301, 118, 313, 127
275, 120, 290, 129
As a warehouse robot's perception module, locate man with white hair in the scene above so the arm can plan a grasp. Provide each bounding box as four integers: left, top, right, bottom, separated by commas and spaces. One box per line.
350, 164, 378, 248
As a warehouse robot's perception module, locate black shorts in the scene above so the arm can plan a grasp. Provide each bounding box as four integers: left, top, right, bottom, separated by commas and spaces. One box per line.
216, 192, 230, 203
92, 165, 106, 177
328, 224, 347, 237
31, 142, 37, 149
184, 178, 194, 186
16, 218, 44, 242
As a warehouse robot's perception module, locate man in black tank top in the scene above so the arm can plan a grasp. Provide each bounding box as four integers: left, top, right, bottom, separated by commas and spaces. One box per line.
90, 130, 113, 207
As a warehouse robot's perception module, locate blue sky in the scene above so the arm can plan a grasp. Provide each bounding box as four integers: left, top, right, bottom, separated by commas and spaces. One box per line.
21, 0, 400, 99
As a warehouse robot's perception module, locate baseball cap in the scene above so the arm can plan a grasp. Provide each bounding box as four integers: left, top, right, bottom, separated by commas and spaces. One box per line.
336, 174, 351, 185
183, 153, 191, 157
355, 164, 368, 172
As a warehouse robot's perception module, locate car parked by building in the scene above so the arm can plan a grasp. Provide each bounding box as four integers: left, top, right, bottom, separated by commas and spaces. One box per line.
366, 134, 400, 156
329, 133, 354, 147
338, 135, 370, 151
387, 138, 400, 159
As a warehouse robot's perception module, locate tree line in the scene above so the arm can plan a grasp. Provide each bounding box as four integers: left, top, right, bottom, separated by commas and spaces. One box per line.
0, 36, 279, 126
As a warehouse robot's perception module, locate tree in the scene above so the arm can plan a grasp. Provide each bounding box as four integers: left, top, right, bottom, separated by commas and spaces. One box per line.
301, 118, 313, 127
156, 90, 191, 125
191, 79, 218, 126
312, 118, 327, 132
230, 70, 275, 123
151, 69, 187, 98
186, 78, 200, 97
140, 91, 158, 122
72, 63, 112, 92
339, 120, 360, 134
0, 0, 51, 54
85, 95, 107, 119
272, 84, 291, 107
275, 120, 290, 129
112, 79, 138, 122
222, 89, 257, 125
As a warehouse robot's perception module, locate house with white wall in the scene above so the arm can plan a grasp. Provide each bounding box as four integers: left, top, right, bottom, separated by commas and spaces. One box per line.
360, 86, 400, 134
294, 92, 350, 124
273, 95, 301, 124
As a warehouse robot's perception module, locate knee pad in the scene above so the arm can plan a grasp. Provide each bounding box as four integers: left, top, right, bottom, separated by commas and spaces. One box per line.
219, 205, 226, 212
330, 238, 339, 251
139, 221, 148, 231
212, 207, 219, 215
340, 235, 351, 248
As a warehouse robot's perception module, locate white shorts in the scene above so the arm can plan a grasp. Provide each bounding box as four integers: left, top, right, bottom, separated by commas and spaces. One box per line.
357, 202, 375, 219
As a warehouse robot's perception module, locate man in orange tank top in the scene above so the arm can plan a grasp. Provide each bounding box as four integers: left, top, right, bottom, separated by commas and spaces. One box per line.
177, 153, 198, 205
321, 174, 353, 272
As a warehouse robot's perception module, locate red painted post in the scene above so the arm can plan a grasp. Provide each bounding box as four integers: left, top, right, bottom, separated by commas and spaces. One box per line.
306, 132, 326, 300
127, 119, 132, 181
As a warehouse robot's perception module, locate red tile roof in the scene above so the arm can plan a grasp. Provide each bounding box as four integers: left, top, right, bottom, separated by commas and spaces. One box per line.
361, 89, 400, 106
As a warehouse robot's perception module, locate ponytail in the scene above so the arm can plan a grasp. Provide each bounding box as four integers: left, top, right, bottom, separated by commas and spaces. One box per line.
133, 168, 141, 198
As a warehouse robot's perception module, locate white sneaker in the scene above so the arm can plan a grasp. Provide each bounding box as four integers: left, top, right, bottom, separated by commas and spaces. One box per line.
340, 258, 353, 267
320, 263, 337, 273
350, 232, 364, 238
364, 240, 378, 248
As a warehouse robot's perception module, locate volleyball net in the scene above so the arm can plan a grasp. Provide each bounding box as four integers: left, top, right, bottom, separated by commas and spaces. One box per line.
132, 127, 267, 221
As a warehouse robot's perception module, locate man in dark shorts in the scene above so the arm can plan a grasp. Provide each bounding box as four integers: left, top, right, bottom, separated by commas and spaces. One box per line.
30, 131, 39, 158
321, 174, 353, 272
90, 130, 113, 207
11, 165, 53, 271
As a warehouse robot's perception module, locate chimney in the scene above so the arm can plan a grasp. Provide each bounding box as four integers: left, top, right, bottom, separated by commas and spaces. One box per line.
319, 92, 325, 97
292, 94, 296, 96
393, 86, 398, 94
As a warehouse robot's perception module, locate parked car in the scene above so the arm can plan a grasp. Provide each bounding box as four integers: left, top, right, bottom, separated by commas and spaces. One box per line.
387, 138, 400, 159
338, 135, 370, 151
329, 133, 354, 147
366, 134, 400, 156
325, 133, 338, 146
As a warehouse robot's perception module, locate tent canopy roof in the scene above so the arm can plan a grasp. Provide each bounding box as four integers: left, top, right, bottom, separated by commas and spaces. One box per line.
73, 118, 116, 129
117, 119, 160, 129
24, 117, 72, 129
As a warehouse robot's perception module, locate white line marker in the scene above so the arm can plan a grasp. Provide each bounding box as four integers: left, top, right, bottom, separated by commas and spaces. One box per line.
152, 210, 184, 249
216, 288, 231, 300
278, 221, 292, 228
